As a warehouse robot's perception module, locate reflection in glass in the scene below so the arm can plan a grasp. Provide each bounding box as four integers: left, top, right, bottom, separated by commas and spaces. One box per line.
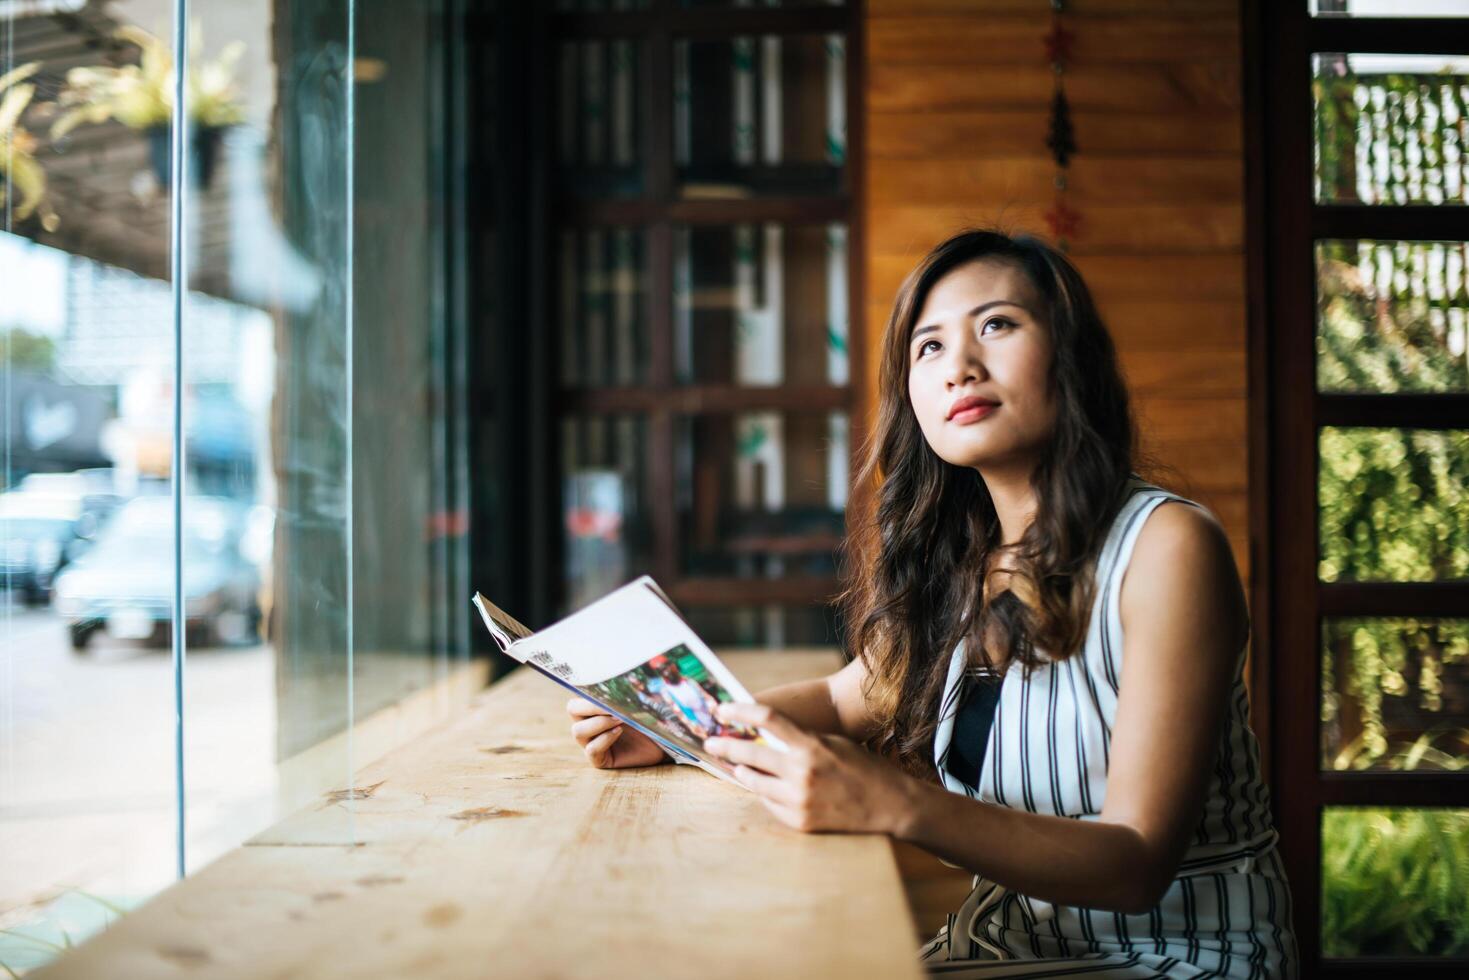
1316, 240, 1469, 392
1314, 52, 1469, 206
673, 222, 848, 386
557, 38, 642, 197
676, 410, 847, 581
1322, 808, 1469, 958
674, 33, 845, 197
562, 414, 650, 612
1318, 427, 1469, 583
1321, 618, 1469, 771
2, 5, 180, 966
2, 0, 473, 963
560, 226, 648, 387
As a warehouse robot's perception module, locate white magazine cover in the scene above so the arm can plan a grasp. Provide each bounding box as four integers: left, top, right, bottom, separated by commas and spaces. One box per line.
472, 576, 787, 786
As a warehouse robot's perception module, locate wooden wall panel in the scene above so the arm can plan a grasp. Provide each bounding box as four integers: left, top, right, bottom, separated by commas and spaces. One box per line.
861, 0, 1249, 580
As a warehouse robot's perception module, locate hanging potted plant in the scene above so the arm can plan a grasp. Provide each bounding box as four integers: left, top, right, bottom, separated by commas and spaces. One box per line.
0, 61, 59, 230
50, 25, 245, 191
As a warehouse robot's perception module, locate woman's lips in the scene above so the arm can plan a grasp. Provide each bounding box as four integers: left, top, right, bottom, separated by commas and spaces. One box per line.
949, 403, 999, 424
946, 399, 1004, 426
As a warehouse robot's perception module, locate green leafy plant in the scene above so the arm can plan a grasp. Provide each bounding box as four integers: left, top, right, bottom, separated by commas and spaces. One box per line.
0, 60, 57, 229
1322, 618, 1469, 773
1322, 808, 1469, 958
50, 24, 245, 141
1, 327, 59, 373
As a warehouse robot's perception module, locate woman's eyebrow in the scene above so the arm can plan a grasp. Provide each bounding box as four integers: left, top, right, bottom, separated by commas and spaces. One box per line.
913, 299, 1029, 340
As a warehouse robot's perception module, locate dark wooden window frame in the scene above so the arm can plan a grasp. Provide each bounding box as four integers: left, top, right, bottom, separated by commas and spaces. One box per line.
548, 0, 866, 616
1244, 4, 1469, 976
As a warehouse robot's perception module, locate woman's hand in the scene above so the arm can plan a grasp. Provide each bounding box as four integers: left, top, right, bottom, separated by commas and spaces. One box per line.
567, 697, 670, 769
701, 702, 919, 835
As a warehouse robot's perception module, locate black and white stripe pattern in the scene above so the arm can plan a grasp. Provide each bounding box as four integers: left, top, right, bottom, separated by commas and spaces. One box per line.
921, 477, 1299, 979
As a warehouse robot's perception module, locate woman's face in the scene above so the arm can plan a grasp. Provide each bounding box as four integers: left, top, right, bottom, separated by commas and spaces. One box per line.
906, 258, 1058, 472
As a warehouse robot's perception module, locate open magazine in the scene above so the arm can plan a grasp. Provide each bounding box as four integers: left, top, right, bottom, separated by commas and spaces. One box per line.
471, 576, 787, 786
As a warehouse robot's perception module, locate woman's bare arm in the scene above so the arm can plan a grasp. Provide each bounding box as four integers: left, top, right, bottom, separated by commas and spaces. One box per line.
707, 501, 1247, 915
755, 656, 878, 741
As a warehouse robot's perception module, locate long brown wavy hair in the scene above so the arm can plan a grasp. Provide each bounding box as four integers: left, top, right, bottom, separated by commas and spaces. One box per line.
841, 228, 1161, 778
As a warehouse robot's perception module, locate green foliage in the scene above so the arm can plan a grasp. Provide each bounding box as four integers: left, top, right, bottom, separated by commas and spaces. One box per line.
1313, 64, 1469, 962
1316, 69, 1468, 206
1322, 808, 1469, 958
1322, 619, 1469, 771
1316, 241, 1469, 394
0, 327, 58, 372
1318, 427, 1469, 583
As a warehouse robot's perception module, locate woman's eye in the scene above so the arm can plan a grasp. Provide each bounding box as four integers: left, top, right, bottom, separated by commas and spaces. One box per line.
917, 339, 941, 358
981, 317, 1013, 335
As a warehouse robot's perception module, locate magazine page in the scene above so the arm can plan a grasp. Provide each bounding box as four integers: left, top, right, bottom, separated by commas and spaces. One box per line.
472, 577, 786, 784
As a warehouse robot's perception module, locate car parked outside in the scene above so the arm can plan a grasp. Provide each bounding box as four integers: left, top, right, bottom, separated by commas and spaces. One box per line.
52, 496, 263, 651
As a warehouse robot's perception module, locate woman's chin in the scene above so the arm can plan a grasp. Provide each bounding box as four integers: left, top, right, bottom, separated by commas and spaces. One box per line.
936, 442, 1031, 473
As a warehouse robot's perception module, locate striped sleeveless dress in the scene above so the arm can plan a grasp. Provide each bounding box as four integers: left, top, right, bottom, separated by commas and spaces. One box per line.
918, 476, 1299, 978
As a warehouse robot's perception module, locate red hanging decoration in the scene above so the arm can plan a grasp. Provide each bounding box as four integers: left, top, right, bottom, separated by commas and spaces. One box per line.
1044, 1, 1079, 251
1042, 21, 1075, 65
1043, 200, 1082, 241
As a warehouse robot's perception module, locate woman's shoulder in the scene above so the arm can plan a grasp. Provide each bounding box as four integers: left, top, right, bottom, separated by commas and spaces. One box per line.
1131, 496, 1231, 566
1119, 488, 1249, 653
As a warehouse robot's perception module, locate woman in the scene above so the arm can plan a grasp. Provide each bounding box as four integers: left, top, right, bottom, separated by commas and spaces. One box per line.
566, 229, 1298, 978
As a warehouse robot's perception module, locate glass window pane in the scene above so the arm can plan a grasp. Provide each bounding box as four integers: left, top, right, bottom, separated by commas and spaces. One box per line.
177, 0, 474, 873
1321, 618, 1469, 771
348, 0, 472, 725
1312, 0, 1469, 16
676, 410, 848, 578
560, 226, 648, 387
683, 603, 837, 648
1314, 52, 1469, 206
1316, 240, 1469, 393
1322, 808, 1469, 958
1318, 427, 1469, 582
557, 38, 643, 198
562, 414, 651, 612
673, 222, 848, 386
2, 5, 179, 965
674, 34, 846, 198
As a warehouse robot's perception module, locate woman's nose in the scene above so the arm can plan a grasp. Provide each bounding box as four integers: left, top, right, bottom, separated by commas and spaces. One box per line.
944, 341, 985, 387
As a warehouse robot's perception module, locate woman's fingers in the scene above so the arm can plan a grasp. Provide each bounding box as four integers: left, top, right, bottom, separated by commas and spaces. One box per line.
755, 794, 810, 832
703, 733, 795, 777
566, 696, 609, 720
730, 763, 797, 806
571, 713, 622, 746
713, 701, 810, 748
584, 722, 625, 766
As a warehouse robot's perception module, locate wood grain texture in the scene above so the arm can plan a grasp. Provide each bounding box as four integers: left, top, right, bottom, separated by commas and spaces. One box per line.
869, 110, 1243, 159
869, 16, 1239, 65
861, 0, 1250, 575
866, 203, 1245, 255
869, 157, 1244, 206
869, 0, 1239, 16
870, 63, 1241, 114
38, 652, 926, 980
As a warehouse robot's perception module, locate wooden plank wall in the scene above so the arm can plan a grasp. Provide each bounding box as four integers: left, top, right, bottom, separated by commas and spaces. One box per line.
861, 0, 1249, 584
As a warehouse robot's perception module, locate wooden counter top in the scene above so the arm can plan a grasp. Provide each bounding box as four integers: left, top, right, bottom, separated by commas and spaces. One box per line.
39, 650, 927, 979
